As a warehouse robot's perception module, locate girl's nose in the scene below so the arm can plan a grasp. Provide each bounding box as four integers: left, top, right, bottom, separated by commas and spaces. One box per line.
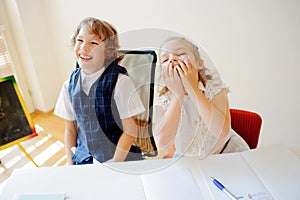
169, 54, 179, 63
171, 57, 179, 65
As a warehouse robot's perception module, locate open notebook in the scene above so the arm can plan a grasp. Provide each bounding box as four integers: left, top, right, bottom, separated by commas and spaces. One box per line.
4, 145, 299, 200
10, 166, 203, 200
197, 144, 300, 199
85, 165, 204, 200
141, 167, 204, 199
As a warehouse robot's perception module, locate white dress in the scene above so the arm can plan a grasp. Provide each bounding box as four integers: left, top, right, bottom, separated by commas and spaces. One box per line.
155, 70, 249, 158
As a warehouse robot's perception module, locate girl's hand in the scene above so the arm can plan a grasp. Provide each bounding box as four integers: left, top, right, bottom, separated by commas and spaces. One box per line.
162, 61, 185, 97
175, 59, 199, 95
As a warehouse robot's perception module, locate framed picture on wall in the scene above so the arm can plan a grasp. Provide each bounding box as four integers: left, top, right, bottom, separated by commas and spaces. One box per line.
0, 75, 37, 150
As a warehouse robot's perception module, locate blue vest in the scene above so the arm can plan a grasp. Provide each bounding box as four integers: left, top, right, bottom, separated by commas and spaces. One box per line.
68, 64, 142, 163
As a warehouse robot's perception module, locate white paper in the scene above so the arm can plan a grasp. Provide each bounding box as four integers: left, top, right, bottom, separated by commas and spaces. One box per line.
141, 167, 205, 200
197, 145, 300, 200
89, 169, 146, 200
241, 145, 300, 199
198, 152, 273, 200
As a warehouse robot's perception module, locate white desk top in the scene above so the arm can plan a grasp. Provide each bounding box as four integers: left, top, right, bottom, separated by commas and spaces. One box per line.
1, 144, 299, 200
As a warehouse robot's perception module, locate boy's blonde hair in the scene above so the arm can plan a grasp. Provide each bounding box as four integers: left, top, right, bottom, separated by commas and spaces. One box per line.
71, 17, 123, 66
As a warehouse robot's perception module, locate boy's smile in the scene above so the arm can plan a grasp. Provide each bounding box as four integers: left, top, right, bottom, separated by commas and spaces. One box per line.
75, 25, 106, 74
79, 54, 92, 62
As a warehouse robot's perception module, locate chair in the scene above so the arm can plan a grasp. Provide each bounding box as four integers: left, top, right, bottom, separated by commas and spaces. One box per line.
229, 109, 262, 149
75, 50, 158, 157
118, 50, 158, 157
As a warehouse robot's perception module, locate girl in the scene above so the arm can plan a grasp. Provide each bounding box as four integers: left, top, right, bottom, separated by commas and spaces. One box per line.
153, 37, 249, 159
54, 17, 145, 164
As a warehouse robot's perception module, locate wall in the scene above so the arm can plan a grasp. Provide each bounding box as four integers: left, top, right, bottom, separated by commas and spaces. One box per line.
0, 0, 34, 112
2, 0, 63, 112
1, 0, 300, 148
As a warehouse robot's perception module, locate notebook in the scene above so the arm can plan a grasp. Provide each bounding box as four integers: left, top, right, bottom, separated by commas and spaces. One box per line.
197, 144, 300, 199
141, 167, 204, 199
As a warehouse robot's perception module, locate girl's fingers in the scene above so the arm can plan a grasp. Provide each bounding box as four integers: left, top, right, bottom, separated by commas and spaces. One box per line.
162, 61, 171, 78
178, 60, 191, 73
168, 61, 174, 78
175, 65, 183, 77
177, 59, 188, 73
182, 58, 194, 71
183, 58, 191, 70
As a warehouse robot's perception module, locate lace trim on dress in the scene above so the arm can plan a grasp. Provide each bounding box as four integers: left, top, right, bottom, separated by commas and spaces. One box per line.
156, 95, 170, 111
204, 71, 229, 101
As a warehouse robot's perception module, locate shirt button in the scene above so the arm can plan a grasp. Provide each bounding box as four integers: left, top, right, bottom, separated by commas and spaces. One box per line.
193, 120, 198, 125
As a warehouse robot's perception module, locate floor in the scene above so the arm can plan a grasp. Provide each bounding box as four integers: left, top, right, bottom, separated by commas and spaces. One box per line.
0, 111, 66, 192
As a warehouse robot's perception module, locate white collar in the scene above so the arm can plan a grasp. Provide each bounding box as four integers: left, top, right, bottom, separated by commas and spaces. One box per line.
81, 68, 105, 82
80, 68, 105, 94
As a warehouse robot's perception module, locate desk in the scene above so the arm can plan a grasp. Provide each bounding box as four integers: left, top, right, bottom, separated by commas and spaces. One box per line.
1, 144, 300, 200
0, 157, 208, 200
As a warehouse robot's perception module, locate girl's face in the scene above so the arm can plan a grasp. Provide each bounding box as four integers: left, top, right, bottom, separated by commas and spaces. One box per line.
74, 25, 106, 74
159, 39, 203, 71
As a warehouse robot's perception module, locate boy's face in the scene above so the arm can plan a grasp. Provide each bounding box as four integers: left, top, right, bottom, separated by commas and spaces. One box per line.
74, 25, 106, 74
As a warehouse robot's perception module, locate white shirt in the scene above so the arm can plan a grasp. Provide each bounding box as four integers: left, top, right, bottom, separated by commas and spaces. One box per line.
54, 68, 145, 121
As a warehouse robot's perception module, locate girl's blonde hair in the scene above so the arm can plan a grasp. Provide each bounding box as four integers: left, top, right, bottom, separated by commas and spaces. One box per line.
71, 17, 123, 66
158, 37, 212, 96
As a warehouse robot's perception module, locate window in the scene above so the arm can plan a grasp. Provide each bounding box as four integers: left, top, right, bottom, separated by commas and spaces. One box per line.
0, 26, 14, 79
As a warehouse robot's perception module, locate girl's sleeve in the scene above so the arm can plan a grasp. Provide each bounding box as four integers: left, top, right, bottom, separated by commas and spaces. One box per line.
204, 70, 230, 101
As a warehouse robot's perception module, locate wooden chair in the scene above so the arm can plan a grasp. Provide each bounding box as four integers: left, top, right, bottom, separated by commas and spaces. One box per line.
229, 109, 262, 149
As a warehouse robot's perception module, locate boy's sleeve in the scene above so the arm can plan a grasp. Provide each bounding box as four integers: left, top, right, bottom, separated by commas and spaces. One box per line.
114, 75, 145, 119
53, 81, 75, 121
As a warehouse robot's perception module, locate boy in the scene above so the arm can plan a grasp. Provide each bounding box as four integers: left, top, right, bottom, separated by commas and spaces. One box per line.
54, 17, 145, 165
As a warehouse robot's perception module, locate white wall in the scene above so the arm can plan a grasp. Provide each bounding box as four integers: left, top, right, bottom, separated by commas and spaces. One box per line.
2, 0, 63, 112
1, 0, 300, 148
0, 0, 35, 112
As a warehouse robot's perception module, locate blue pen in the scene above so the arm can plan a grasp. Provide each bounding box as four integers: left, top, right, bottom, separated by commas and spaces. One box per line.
210, 177, 238, 200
